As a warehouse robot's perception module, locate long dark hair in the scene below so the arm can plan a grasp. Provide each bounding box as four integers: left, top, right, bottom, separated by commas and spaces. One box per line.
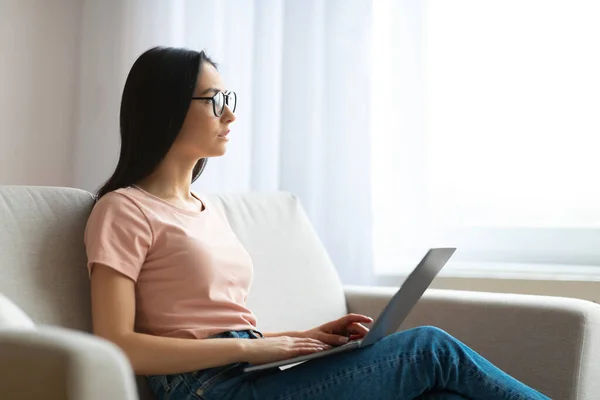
96, 46, 217, 199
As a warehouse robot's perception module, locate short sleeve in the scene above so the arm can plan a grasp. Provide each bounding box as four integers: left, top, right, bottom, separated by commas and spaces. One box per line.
84, 192, 153, 282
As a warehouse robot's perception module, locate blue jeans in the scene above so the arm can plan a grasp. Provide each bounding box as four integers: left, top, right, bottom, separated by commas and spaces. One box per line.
146, 326, 549, 400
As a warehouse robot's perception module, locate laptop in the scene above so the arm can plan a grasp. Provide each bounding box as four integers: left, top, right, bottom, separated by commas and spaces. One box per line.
243, 247, 456, 373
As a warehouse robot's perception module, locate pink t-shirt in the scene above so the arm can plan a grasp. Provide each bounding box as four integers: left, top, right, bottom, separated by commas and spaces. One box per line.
84, 186, 258, 339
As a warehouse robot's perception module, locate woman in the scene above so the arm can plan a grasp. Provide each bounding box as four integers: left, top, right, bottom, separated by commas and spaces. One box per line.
85, 46, 549, 400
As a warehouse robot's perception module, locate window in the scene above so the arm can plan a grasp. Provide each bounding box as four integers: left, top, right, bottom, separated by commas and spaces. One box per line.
371, 0, 600, 275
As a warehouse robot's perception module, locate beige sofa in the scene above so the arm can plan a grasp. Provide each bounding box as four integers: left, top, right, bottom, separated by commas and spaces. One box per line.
1, 186, 599, 399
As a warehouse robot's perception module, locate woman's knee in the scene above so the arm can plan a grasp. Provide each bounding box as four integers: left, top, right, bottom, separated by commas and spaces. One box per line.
395, 325, 457, 349
413, 325, 452, 339
375, 326, 461, 367
380, 325, 458, 351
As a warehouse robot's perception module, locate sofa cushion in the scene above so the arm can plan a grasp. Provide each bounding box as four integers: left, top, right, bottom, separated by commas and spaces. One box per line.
0, 186, 95, 332
0, 293, 35, 331
208, 192, 347, 333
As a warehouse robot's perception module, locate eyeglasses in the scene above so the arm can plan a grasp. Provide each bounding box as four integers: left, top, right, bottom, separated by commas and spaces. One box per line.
192, 91, 237, 117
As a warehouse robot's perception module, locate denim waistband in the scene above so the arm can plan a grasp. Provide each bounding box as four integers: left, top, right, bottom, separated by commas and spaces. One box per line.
207, 329, 264, 339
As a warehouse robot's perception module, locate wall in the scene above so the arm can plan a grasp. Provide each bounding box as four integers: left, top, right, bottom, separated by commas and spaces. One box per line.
0, 0, 82, 187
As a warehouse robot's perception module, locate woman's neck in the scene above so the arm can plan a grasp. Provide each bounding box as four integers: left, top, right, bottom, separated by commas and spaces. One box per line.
136, 158, 197, 202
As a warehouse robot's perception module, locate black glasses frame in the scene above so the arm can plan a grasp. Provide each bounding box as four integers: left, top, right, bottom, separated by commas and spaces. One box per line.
192, 91, 237, 117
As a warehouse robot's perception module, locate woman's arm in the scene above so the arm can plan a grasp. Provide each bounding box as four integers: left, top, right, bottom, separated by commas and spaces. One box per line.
91, 264, 329, 375
91, 264, 246, 375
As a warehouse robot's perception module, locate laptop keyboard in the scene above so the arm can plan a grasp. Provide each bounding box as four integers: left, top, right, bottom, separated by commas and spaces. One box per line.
338, 339, 359, 348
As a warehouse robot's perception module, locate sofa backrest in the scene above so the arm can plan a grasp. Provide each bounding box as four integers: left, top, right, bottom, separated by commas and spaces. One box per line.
208, 192, 347, 333
0, 186, 347, 335
0, 186, 95, 332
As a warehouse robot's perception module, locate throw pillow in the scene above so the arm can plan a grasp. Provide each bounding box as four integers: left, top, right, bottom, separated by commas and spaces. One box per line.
0, 293, 36, 331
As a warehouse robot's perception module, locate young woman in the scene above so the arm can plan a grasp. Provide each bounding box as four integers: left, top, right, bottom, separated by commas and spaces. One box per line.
84, 46, 549, 400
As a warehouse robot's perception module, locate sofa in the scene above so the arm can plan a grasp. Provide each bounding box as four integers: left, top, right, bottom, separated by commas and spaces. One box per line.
1, 185, 599, 399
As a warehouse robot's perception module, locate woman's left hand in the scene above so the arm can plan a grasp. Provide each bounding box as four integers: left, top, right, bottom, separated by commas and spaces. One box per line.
301, 313, 373, 346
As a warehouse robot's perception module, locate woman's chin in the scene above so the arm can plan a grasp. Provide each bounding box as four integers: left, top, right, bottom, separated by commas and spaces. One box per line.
207, 144, 228, 157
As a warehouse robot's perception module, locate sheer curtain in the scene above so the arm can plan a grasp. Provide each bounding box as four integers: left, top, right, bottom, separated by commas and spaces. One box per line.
73, 0, 374, 284
372, 0, 600, 276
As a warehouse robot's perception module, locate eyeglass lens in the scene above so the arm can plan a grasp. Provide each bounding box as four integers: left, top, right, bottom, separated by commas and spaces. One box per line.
214, 92, 237, 116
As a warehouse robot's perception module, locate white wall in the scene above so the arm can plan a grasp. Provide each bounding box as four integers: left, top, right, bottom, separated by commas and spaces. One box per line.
0, 0, 82, 187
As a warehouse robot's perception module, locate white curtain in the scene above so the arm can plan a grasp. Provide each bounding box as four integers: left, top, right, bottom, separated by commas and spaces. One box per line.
372, 0, 600, 277
73, 0, 374, 284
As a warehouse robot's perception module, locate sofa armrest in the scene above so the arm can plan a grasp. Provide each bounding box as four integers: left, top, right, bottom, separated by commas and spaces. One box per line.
0, 326, 138, 400
344, 285, 600, 400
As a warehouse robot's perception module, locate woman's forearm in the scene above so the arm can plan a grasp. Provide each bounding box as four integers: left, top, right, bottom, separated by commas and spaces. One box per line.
114, 331, 249, 375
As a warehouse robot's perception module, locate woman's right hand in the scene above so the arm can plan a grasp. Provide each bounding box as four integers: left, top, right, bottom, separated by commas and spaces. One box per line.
242, 336, 332, 365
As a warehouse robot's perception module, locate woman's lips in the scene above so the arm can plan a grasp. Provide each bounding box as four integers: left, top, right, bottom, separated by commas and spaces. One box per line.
217, 130, 230, 140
